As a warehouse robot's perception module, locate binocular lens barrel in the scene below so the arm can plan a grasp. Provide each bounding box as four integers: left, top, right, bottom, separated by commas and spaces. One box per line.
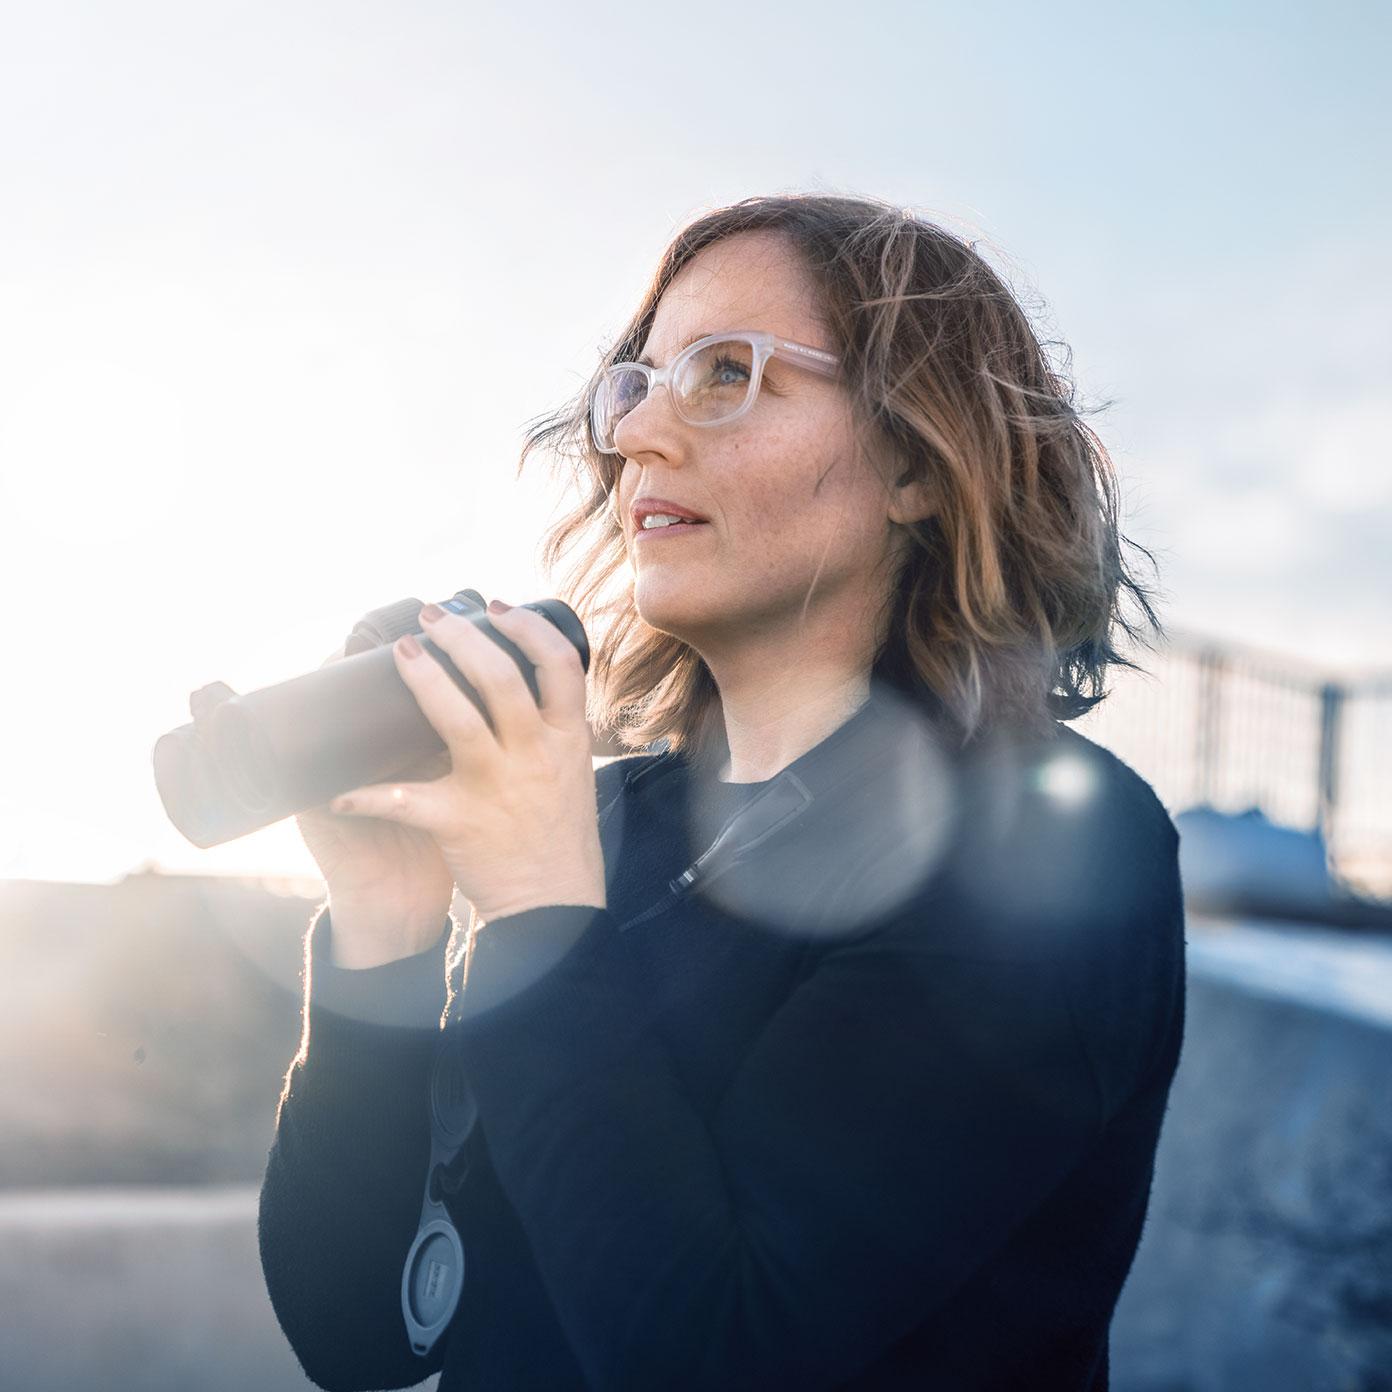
152, 591, 589, 849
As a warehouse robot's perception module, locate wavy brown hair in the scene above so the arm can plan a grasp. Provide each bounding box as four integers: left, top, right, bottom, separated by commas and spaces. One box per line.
519, 192, 1164, 756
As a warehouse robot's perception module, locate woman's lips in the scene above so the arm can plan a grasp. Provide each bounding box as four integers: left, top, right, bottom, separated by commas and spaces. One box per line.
634, 501, 712, 542
633, 520, 709, 544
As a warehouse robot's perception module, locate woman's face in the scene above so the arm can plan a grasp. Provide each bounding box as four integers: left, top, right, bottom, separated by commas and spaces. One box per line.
612, 231, 904, 655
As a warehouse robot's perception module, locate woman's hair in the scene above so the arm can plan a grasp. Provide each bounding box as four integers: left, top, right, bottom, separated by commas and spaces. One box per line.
519, 192, 1165, 755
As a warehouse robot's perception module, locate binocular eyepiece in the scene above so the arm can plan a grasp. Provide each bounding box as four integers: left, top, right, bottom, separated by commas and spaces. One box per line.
152, 588, 589, 849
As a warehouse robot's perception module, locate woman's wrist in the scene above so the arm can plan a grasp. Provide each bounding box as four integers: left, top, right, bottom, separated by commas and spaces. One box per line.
448, 838, 607, 928
468, 877, 607, 928
325, 895, 452, 969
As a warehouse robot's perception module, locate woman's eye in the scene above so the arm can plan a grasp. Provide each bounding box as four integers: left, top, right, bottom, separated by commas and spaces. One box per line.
709, 355, 750, 384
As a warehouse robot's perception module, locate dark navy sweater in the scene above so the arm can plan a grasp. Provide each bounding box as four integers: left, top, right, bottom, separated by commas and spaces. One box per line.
258, 688, 1187, 1390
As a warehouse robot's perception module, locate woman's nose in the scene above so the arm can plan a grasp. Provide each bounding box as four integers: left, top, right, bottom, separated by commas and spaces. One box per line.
612, 380, 684, 460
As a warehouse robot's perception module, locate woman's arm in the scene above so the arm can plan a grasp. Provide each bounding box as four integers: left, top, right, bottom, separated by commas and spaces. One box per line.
290, 596, 1183, 1386
256, 904, 451, 1392
450, 818, 1184, 1392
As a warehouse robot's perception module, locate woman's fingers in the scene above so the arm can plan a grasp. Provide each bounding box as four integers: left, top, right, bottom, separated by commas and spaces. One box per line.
385, 601, 586, 773
392, 629, 499, 757
329, 775, 454, 832
484, 603, 589, 734
397, 746, 454, 783
409, 606, 540, 751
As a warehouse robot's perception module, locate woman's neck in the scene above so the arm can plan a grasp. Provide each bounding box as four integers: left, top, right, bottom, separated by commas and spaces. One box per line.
704, 649, 872, 784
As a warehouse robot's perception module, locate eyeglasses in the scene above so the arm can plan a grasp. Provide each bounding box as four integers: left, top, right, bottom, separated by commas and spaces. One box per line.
589, 329, 840, 455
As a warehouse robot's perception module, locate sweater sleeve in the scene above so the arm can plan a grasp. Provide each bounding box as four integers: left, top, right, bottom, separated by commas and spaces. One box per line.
449, 860, 1174, 1392
257, 902, 452, 1392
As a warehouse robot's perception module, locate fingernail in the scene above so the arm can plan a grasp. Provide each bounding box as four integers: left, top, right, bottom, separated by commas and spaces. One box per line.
397, 634, 422, 658
487, 599, 513, 614
419, 603, 446, 623
332, 797, 354, 813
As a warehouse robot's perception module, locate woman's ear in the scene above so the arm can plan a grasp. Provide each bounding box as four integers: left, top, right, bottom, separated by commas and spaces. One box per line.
887, 468, 937, 526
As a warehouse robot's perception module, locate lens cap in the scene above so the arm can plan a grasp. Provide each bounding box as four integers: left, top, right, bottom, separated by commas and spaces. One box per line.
401, 1220, 466, 1354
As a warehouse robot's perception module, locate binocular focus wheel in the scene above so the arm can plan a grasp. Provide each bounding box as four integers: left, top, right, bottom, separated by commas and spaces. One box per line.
346, 590, 487, 655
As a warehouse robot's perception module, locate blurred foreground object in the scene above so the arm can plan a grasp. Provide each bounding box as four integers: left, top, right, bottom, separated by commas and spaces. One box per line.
1175, 805, 1392, 929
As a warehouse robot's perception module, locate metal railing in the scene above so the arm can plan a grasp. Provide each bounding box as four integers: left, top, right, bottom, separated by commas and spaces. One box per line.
1072, 628, 1392, 901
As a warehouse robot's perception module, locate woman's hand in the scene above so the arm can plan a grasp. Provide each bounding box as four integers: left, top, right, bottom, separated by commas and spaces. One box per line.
327, 600, 607, 925
293, 643, 458, 965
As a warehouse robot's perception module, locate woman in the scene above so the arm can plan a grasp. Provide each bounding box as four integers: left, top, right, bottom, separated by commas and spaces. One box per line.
258, 193, 1187, 1391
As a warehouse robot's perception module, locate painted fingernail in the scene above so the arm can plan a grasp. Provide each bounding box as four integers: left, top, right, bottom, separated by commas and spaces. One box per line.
419, 603, 445, 623
397, 634, 423, 658
487, 599, 513, 614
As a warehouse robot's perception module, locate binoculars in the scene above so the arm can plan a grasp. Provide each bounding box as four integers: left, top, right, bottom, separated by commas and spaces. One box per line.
153, 588, 589, 849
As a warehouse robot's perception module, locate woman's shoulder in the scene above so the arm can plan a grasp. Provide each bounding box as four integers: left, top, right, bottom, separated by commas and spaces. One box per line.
949, 720, 1179, 909
1046, 722, 1179, 844
994, 723, 1187, 1105
784, 712, 1179, 944
1022, 723, 1179, 895
954, 721, 1185, 1002
870, 721, 1186, 1117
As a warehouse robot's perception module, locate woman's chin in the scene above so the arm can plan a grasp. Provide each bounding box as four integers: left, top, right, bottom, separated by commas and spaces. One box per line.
633, 584, 718, 643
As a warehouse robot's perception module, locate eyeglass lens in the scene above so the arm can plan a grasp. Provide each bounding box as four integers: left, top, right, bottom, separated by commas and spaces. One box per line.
594, 337, 756, 449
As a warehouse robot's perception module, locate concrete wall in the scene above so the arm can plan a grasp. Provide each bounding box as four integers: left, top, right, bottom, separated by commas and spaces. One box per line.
1112, 923, 1392, 1392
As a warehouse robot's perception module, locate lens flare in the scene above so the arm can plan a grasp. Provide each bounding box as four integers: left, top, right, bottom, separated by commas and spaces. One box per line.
1032, 752, 1100, 810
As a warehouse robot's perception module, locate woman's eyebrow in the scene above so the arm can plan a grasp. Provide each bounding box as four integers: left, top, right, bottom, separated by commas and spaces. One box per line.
637, 330, 720, 368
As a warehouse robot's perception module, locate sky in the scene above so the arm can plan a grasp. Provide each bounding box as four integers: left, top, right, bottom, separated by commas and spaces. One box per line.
2, 0, 1388, 884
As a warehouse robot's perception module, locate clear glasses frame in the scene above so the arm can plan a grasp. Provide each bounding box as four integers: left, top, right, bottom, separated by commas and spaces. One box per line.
589, 329, 841, 455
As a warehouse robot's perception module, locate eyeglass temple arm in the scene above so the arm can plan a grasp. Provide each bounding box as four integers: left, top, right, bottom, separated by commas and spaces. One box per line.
771, 338, 841, 377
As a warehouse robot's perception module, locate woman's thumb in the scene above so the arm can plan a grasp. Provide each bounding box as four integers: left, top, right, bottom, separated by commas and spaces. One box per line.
329, 778, 450, 833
